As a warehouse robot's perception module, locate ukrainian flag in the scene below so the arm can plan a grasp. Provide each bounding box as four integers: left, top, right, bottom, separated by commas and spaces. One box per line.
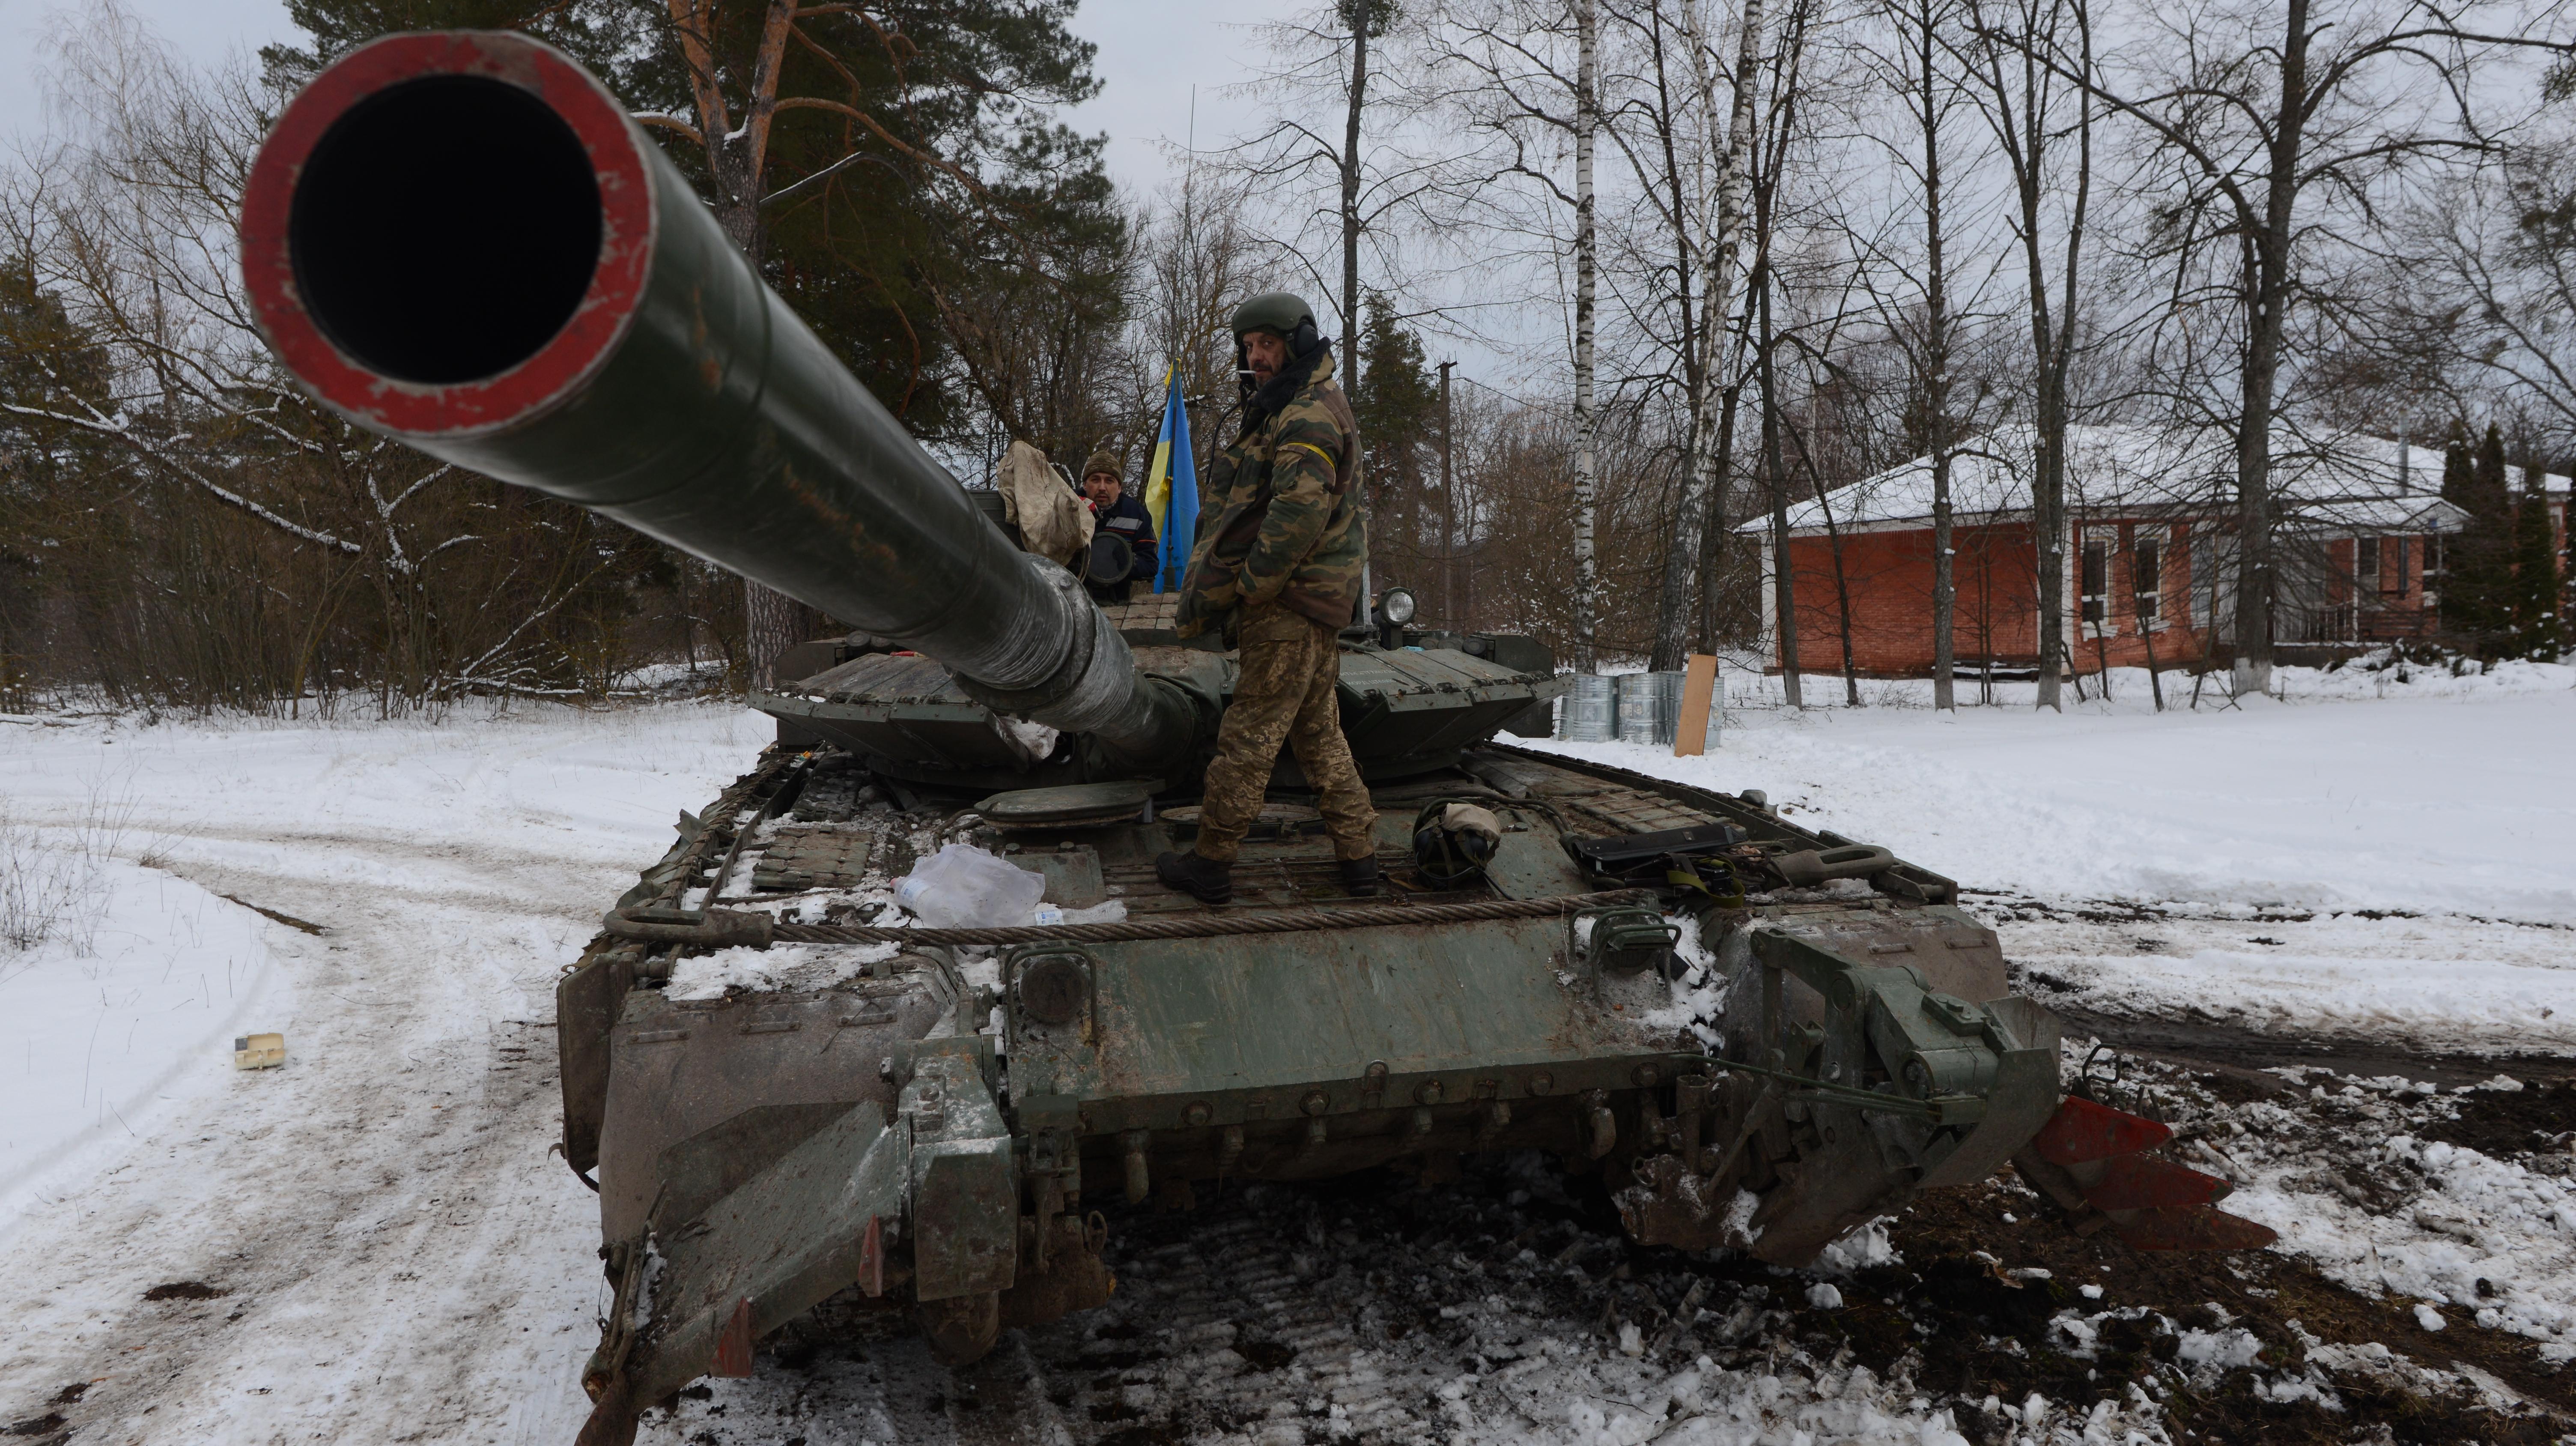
1142, 365, 1196, 594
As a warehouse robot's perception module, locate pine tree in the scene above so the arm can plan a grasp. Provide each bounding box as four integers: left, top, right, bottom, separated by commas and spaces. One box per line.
0, 261, 118, 702
1351, 293, 1440, 580
2437, 422, 2516, 655
2510, 477, 2564, 658
2437, 422, 2488, 645
2563, 475, 2575, 657
2473, 426, 2516, 655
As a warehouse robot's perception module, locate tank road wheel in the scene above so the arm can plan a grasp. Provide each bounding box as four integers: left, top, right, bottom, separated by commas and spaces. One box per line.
916, 1291, 1002, 1367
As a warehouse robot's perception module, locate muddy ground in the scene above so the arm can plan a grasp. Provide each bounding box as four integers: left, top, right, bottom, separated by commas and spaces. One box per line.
624, 1025, 2574, 1446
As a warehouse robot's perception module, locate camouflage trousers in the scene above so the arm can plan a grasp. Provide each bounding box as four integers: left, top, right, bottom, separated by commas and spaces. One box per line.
1193, 603, 1378, 864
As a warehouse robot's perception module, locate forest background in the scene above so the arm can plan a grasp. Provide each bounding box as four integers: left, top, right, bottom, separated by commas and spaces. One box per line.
1, 0, 2573, 717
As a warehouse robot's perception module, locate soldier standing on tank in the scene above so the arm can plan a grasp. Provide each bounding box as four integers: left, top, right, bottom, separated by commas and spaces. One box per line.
1156, 293, 1378, 905
1079, 450, 1158, 603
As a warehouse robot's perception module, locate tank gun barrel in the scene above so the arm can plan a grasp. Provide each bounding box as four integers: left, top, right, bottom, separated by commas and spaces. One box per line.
238, 31, 1194, 765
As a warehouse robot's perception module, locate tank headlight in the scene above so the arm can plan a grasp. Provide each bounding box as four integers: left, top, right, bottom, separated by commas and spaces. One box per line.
1017, 954, 1089, 1027
1380, 587, 1418, 624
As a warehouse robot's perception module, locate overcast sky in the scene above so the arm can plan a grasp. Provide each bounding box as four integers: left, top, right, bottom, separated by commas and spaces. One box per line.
0, 0, 284, 138
0, 0, 1297, 199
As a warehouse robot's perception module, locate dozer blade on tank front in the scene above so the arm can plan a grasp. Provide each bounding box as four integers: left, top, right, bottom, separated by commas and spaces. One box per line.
239, 32, 2277, 1445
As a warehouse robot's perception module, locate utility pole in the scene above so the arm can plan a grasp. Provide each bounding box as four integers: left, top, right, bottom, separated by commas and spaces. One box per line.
1439, 359, 1457, 626
1911, 0, 1956, 713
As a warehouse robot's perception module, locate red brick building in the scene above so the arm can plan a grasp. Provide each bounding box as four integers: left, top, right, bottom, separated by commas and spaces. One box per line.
1736, 426, 2552, 678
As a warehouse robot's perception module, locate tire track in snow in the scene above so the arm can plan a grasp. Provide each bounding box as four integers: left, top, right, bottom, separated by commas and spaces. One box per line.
0, 705, 763, 1444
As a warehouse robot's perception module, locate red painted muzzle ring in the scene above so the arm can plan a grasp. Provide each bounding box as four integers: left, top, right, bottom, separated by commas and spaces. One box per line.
239, 31, 655, 438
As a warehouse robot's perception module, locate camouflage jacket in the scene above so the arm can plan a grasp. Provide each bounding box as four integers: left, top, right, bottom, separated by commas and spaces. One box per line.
1175, 346, 1369, 638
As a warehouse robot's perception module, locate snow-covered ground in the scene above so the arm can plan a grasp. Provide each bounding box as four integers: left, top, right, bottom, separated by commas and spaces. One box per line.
0, 856, 283, 1234
1604, 655, 2576, 926
0, 661, 2569, 1443
0, 702, 767, 1443
1534, 657, 2576, 1056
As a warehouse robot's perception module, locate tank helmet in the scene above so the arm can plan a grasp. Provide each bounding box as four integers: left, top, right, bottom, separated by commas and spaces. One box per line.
1229, 291, 1316, 341
1229, 292, 1325, 386
1412, 801, 1504, 889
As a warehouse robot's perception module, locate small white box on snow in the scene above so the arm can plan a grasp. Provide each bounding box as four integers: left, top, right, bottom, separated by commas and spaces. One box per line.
233, 1033, 285, 1070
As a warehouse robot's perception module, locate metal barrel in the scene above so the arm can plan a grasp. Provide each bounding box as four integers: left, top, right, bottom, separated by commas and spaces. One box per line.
1613, 673, 1664, 746
1652, 671, 1686, 746
1560, 675, 1616, 742
236, 31, 1193, 766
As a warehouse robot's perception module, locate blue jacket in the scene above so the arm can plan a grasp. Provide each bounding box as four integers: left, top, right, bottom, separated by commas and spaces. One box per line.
1093, 491, 1158, 583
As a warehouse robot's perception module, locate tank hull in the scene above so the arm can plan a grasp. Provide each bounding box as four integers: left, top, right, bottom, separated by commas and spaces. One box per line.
552, 734, 2273, 1446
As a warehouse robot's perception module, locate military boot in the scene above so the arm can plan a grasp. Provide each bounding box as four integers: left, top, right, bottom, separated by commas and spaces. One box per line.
1339, 856, 1379, 898
1154, 850, 1232, 905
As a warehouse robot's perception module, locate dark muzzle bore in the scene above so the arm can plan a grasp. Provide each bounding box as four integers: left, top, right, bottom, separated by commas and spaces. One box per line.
288, 75, 601, 385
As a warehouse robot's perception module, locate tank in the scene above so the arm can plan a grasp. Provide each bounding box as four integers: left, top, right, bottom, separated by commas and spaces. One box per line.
240, 33, 2277, 1446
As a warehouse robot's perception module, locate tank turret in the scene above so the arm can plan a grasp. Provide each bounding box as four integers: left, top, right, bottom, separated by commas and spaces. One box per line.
239, 30, 1555, 792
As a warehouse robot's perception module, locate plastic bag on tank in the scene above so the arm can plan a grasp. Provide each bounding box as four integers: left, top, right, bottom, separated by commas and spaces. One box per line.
894, 843, 1047, 929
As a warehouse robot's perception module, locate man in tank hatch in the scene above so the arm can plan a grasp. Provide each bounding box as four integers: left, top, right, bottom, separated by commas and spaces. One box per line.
1158, 292, 1378, 906
1079, 449, 1158, 603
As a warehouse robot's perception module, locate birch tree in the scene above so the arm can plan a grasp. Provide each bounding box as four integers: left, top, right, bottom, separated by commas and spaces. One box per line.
1431, 0, 1617, 663
1648, 0, 1765, 669
1743, 0, 1817, 704
1571, 0, 1603, 667
1910, 0, 1962, 711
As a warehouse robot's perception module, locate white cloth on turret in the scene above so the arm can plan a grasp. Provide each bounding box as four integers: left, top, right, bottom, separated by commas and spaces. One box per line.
997, 439, 1094, 570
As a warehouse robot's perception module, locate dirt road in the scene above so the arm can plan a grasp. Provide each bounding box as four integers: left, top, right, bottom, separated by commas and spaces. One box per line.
0, 705, 765, 1445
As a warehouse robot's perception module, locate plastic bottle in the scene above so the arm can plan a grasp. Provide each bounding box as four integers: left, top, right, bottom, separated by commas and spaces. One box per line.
892, 843, 1047, 928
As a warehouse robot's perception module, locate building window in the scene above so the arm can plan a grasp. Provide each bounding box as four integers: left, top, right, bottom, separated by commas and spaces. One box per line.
2382, 536, 2409, 596
2196, 526, 2237, 643
2081, 532, 2109, 630
2133, 535, 2162, 627
2355, 535, 2378, 596
2183, 526, 2210, 626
